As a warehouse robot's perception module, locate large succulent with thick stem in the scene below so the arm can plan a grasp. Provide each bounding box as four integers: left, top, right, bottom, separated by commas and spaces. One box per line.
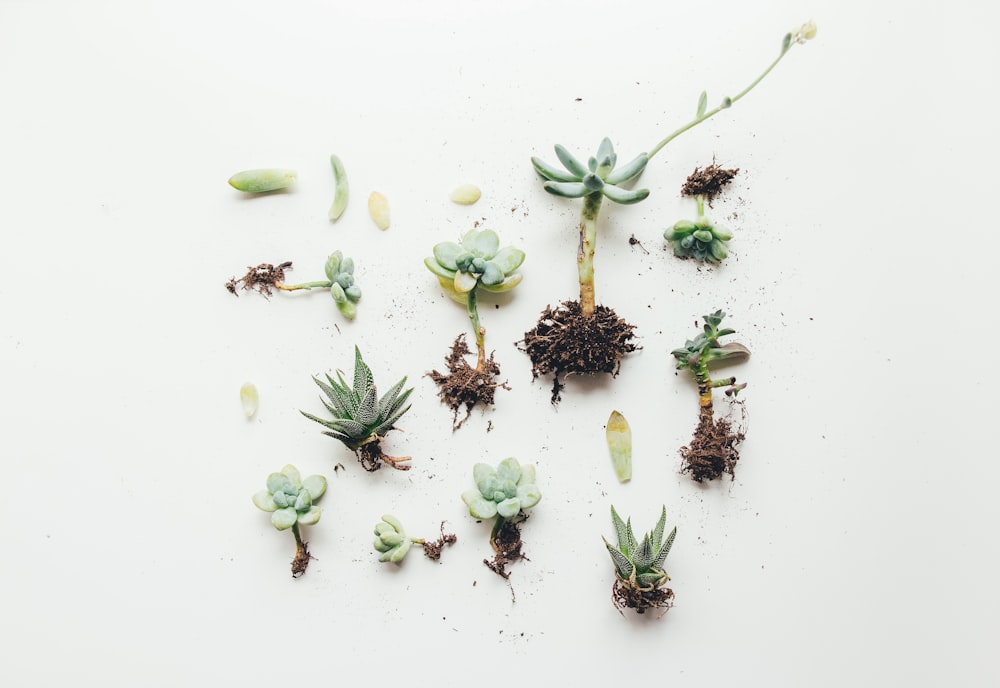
604, 505, 676, 614
301, 346, 413, 471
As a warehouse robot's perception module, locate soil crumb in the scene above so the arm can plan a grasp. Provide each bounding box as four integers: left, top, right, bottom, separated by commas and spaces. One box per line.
226, 261, 292, 297
291, 540, 314, 578
612, 579, 674, 616
680, 405, 745, 482
681, 163, 739, 205
428, 335, 509, 431
357, 442, 411, 472
421, 522, 458, 561
518, 300, 638, 404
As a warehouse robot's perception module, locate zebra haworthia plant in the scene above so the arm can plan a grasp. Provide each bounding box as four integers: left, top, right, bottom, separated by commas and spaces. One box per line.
301, 346, 413, 472
604, 505, 677, 615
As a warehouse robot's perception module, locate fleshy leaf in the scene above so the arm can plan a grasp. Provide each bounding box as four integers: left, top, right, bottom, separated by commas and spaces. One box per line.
543, 181, 588, 198
297, 506, 321, 526
432, 242, 463, 270
425, 256, 457, 280
481, 261, 504, 286
252, 490, 277, 512
271, 507, 298, 531
479, 274, 522, 293
464, 492, 498, 520
294, 490, 312, 511
516, 484, 541, 510
463, 229, 499, 259
496, 497, 521, 519
473, 463, 494, 488
389, 538, 412, 563
489, 246, 525, 275
517, 464, 536, 485
604, 538, 634, 579
554, 144, 588, 177
496, 458, 521, 483
266, 473, 293, 496
606, 410, 632, 483
601, 184, 650, 205
302, 475, 327, 501
454, 270, 478, 293
531, 156, 580, 183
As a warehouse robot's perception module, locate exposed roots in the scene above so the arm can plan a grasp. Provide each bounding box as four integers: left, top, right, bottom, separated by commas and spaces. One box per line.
681, 163, 739, 205
518, 300, 638, 404
357, 442, 411, 472
484, 518, 528, 600
427, 335, 509, 430
225, 261, 292, 297
420, 522, 458, 561
680, 404, 746, 482
291, 540, 314, 578
612, 578, 674, 616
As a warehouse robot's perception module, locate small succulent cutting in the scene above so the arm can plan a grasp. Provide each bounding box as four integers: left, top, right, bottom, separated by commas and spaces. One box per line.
425, 228, 524, 429
462, 457, 541, 582
224, 251, 362, 320
301, 346, 413, 472
666, 164, 739, 262
604, 505, 676, 615
252, 464, 327, 577
520, 22, 815, 402
372, 515, 457, 564
672, 310, 750, 482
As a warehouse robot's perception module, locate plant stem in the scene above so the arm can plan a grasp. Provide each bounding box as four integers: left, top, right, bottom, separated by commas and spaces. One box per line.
696, 195, 706, 219
292, 523, 305, 554
489, 516, 505, 552
578, 192, 603, 317
694, 361, 715, 414
647, 39, 798, 161
276, 280, 332, 292
466, 287, 486, 370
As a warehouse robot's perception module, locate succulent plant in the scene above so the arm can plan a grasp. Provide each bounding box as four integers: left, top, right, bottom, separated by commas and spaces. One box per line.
462, 458, 541, 521
252, 464, 327, 577
665, 214, 733, 262
672, 311, 751, 482
425, 228, 524, 300
373, 514, 414, 563
604, 505, 676, 614
301, 346, 413, 471
324, 251, 361, 318
532, 137, 649, 205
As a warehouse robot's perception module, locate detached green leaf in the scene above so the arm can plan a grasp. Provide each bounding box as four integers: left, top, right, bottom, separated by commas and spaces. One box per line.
606, 410, 632, 483
697, 90, 708, 117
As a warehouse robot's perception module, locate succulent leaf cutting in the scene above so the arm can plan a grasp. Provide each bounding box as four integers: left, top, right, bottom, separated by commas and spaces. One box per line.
425, 228, 524, 429
520, 23, 815, 402
604, 505, 676, 615
372, 515, 456, 564
672, 310, 750, 481
301, 346, 413, 471
252, 464, 327, 577
461, 458, 541, 583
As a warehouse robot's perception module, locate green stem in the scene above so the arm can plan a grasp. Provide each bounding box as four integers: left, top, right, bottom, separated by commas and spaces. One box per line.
277, 280, 332, 292
578, 192, 603, 317
291, 523, 305, 555
648, 39, 798, 161
694, 361, 714, 413
467, 287, 486, 370
489, 516, 505, 551
696, 195, 706, 219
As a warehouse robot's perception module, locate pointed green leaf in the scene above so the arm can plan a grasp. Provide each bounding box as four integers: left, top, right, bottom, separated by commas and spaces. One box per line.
610, 506, 629, 552
531, 156, 580, 182
352, 347, 374, 397
697, 90, 708, 117
596, 137, 616, 168
554, 144, 588, 177
357, 384, 378, 426
606, 410, 632, 483
633, 534, 655, 570
377, 377, 408, 419
604, 538, 634, 579
654, 527, 677, 568
602, 184, 650, 205
651, 506, 667, 548
373, 401, 410, 436
625, 518, 638, 554
543, 181, 589, 198
479, 273, 522, 293
604, 153, 648, 185
330, 418, 370, 439
635, 571, 667, 589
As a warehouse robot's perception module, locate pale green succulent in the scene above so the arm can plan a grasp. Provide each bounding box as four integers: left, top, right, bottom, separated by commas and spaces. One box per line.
604, 505, 676, 590
324, 251, 361, 318
252, 464, 327, 530
424, 228, 524, 299
301, 346, 413, 471
462, 458, 541, 520
532, 137, 649, 205
665, 217, 733, 262
373, 514, 413, 563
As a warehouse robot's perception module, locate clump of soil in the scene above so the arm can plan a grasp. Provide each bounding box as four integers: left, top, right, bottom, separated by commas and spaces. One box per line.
420, 523, 458, 561
225, 261, 292, 296
680, 405, 745, 482
291, 540, 314, 578
612, 579, 674, 616
427, 335, 509, 430
485, 518, 527, 581
357, 442, 411, 472
681, 163, 739, 205
518, 300, 638, 404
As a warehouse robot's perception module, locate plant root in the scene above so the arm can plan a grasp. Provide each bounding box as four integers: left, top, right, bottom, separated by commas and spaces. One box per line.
518, 300, 638, 404
291, 539, 314, 578
357, 442, 411, 472
225, 261, 292, 297
680, 404, 745, 482
427, 335, 508, 431
420, 522, 458, 561
681, 163, 739, 205
612, 578, 674, 616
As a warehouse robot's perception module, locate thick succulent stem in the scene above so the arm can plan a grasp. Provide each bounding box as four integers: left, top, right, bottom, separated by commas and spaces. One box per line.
290, 523, 311, 577
648, 37, 800, 161
696, 195, 706, 219
276, 280, 332, 292
466, 287, 486, 371
694, 361, 715, 415
578, 192, 603, 317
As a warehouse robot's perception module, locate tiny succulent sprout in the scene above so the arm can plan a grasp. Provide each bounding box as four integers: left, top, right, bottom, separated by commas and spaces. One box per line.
425, 228, 525, 429
604, 505, 676, 615
252, 464, 327, 577
462, 458, 540, 582
373, 515, 457, 564
672, 311, 751, 482
368, 191, 390, 230
228, 169, 297, 193
240, 382, 259, 418
301, 346, 413, 472
667, 164, 739, 262
324, 251, 362, 319
450, 184, 481, 205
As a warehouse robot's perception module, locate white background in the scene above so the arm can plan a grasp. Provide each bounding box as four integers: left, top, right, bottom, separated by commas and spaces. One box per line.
2, 1, 997, 685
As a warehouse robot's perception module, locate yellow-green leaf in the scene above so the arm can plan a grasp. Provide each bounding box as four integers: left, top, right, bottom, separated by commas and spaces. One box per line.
606, 410, 632, 483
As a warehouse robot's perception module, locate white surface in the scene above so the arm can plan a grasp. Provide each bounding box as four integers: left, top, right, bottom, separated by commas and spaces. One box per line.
2, 1, 998, 685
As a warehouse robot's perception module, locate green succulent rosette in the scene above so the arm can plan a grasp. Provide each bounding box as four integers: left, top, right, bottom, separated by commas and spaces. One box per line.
461, 457, 541, 521
531, 137, 649, 205
424, 228, 524, 302
664, 217, 733, 262
252, 464, 327, 531
324, 250, 361, 318
372, 514, 412, 563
